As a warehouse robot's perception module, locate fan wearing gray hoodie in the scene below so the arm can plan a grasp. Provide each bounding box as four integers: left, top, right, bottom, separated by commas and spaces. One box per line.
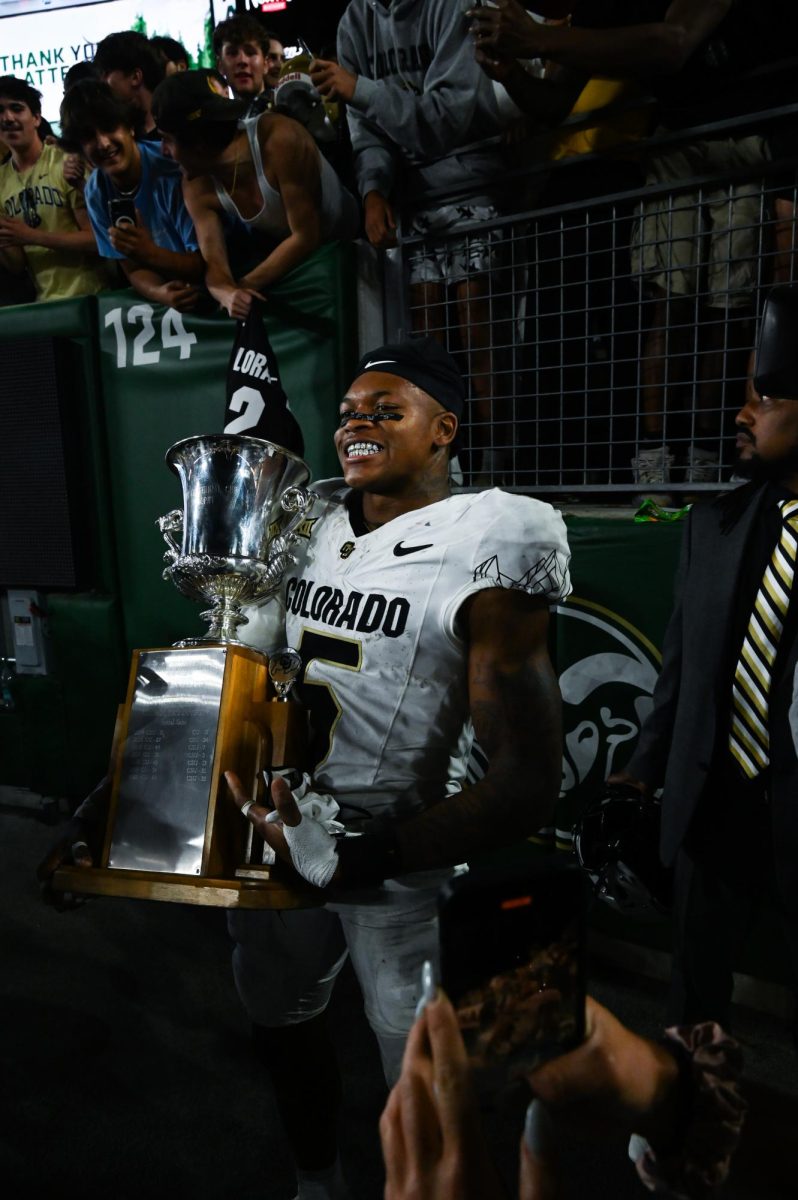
311, 0, 516, 481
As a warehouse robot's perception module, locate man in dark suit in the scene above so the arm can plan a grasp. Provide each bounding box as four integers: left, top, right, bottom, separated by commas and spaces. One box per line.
617, 287, 798, 1028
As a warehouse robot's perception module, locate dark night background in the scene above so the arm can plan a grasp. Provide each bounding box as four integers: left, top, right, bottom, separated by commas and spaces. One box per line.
228, 0, 352, 53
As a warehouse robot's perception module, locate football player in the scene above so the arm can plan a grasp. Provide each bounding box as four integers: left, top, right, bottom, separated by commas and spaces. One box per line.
225, 336, 572, 1200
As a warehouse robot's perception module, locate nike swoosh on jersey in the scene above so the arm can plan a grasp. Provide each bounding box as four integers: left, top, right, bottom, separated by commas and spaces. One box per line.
393, 542, 434, 556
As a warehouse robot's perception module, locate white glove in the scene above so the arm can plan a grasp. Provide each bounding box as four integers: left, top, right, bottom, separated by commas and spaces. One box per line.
262, 772, 343, 887
272, 811, 339, 889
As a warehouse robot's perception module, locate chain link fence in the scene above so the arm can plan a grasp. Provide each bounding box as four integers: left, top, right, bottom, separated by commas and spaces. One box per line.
379, 105, 798, 499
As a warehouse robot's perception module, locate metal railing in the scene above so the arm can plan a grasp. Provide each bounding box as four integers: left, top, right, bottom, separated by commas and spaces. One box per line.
378, 93, 798, 498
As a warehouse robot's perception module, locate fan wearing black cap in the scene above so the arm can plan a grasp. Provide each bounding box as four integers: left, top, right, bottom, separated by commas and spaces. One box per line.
222, 337, 571, 1200
151, 70, 359, 320
611, 286, 798, 1037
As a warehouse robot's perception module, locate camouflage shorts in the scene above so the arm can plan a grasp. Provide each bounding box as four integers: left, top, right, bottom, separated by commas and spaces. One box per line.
406, 203, 501, 286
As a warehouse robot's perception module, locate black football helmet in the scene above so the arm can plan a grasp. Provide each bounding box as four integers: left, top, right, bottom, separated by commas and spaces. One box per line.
573, 783, 672, 918
755, 285, 798, 401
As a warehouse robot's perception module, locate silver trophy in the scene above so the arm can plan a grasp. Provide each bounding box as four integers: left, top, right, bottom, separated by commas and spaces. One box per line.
53, 433, 318, 908
157, 434, 313, 643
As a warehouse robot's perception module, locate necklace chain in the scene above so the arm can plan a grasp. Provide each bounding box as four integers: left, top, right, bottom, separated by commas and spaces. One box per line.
220, 143, 241, 199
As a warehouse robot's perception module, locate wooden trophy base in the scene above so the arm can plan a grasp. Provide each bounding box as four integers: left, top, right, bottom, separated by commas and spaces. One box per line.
52, 643, 317, 910
52, 864, 319, 909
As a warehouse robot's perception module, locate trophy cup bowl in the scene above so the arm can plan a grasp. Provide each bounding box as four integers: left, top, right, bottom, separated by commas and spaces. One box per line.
157, 434, 312, 644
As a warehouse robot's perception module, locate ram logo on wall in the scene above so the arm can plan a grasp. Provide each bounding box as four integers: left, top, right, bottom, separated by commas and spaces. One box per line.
552, 598, 661, 848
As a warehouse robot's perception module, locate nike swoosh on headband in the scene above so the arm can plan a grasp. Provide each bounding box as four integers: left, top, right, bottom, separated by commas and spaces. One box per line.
362, 359, 397, 369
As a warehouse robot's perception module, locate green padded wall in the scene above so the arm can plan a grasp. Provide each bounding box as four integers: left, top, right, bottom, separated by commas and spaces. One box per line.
0, 595, 126, 800
0, 241, 358, 793
0, 297, 126, 799
555, 516, 682, 842
0, 295, 117, 593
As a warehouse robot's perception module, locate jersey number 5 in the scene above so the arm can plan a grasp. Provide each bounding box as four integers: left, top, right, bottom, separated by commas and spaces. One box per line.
297, 629, 362, 770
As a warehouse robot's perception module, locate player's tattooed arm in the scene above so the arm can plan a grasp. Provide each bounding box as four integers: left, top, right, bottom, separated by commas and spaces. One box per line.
392, 588, 562, 873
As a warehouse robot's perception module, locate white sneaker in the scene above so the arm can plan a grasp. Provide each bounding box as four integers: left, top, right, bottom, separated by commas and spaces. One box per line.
631, 444, 675, 505
685, 444, 720, 484
631, 444, 675, 485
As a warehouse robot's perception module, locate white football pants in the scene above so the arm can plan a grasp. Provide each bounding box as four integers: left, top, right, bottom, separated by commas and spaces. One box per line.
227, 880, 443, 1084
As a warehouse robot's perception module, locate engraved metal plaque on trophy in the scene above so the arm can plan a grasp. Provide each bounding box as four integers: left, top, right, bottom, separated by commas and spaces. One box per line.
54, 434, 315, 908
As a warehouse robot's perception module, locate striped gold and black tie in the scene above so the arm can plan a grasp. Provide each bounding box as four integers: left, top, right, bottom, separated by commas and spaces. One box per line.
729, 498, 798, 778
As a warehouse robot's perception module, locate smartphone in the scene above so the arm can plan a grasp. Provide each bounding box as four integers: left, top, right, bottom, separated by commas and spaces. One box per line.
438, 862, 586, 1086
108, 197, 137, 228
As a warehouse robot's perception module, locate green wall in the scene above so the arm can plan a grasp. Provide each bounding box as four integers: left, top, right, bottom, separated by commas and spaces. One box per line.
0, 242, 358, 798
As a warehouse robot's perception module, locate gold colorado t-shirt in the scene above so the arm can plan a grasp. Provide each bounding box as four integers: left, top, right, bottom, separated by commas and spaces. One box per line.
0, 142, 107, 301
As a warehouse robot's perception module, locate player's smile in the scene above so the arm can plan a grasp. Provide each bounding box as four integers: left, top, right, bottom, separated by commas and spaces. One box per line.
337, 427, 387, 477
334, 377, 402, 481
343, 439, 384, 459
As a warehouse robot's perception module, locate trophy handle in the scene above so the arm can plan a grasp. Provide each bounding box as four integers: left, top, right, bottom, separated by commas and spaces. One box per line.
279, 487, 316, 545
157, 509, 184, 565
261, 488, 316, 583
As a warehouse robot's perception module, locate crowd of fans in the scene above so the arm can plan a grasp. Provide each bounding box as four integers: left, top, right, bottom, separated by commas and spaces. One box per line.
0, 4, 794, 473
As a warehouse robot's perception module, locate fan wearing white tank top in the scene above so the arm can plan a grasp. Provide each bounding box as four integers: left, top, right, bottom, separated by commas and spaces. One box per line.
153, 70, 359, 320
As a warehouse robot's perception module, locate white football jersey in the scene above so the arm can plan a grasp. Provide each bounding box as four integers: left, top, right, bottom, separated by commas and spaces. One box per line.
242, 484, 571, 821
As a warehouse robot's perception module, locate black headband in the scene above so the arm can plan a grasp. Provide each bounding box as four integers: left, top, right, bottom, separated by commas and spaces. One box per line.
353, 337, 465, 420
